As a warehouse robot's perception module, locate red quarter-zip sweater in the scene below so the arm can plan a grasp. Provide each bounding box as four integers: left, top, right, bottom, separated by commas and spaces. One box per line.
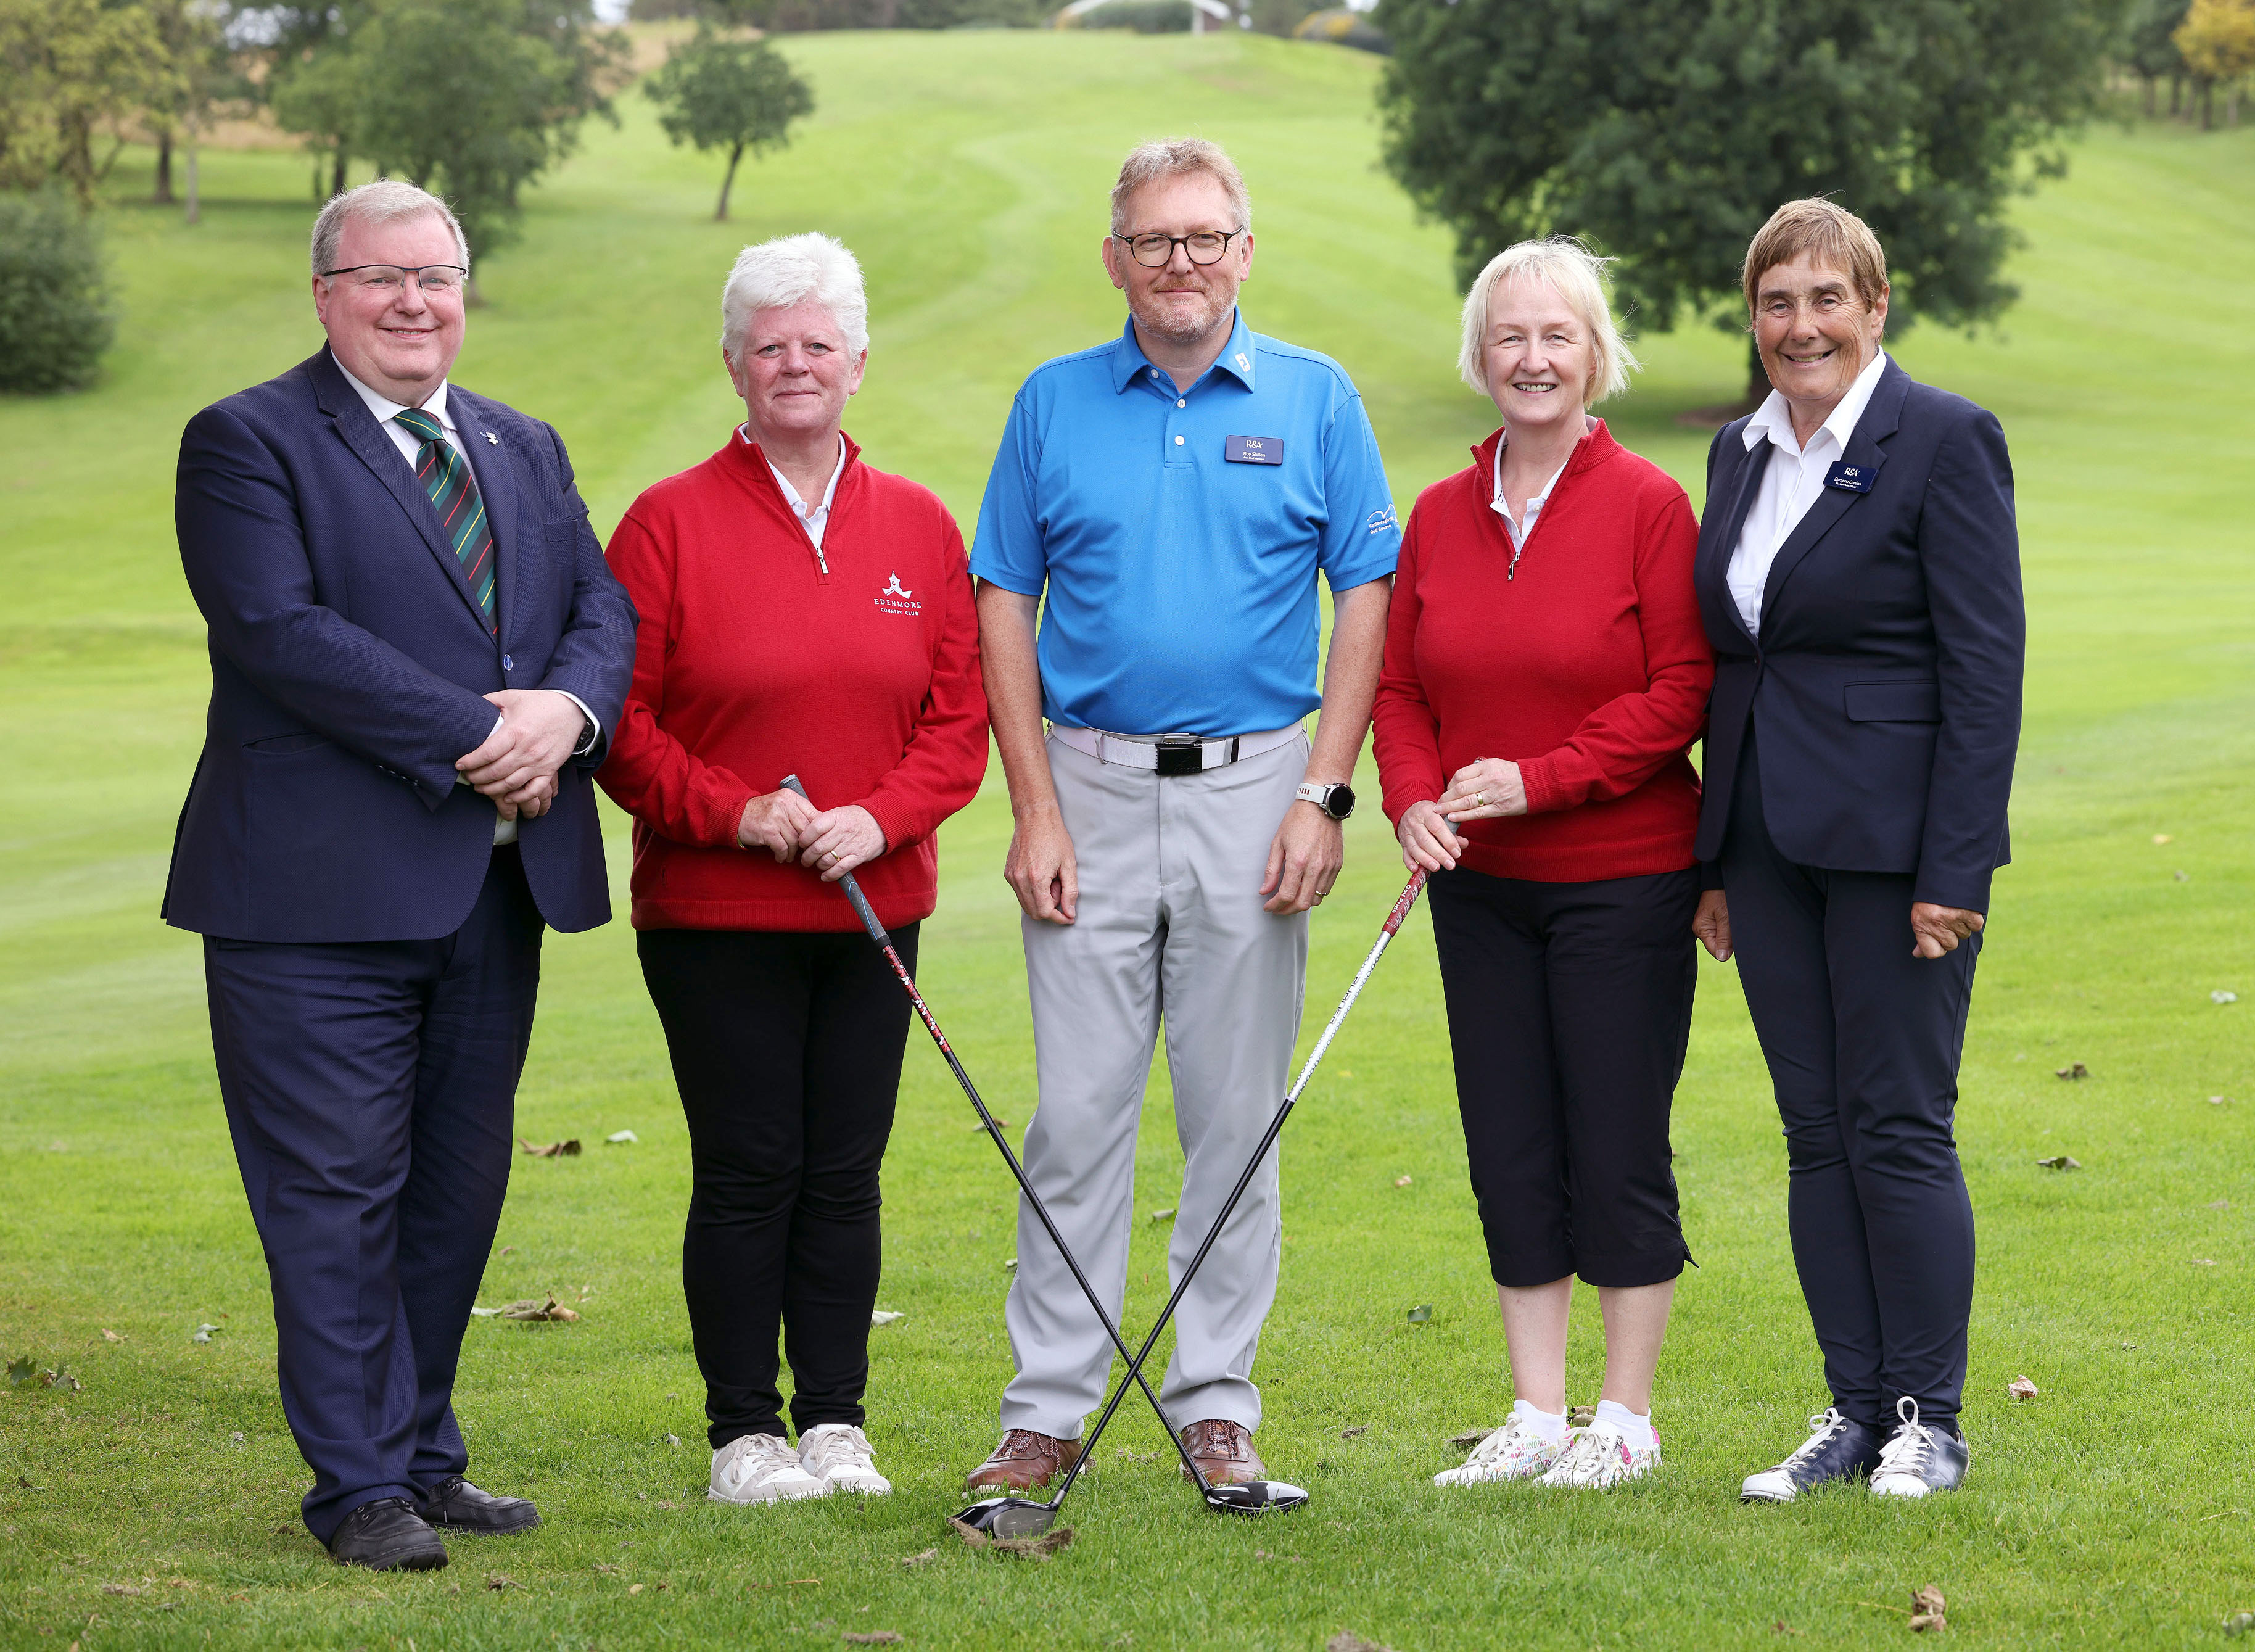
1372, 421, 1712, 883
598, 434, 989, 931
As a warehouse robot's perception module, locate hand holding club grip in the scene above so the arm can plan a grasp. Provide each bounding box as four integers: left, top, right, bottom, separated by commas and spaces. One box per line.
778, 774, 888, 941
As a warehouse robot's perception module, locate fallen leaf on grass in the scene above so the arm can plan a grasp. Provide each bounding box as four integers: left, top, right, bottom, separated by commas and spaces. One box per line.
5, 1355, 35, 1386
1338, 1424, 1369, 1439
1002, 1258, 1018, 1271
844, 1635, 902, 1645
2212, 1096, 2233, 1107
1404, 1305, 1432, 1325
2214, 991, 2240, 1006
498, 1297, 579, 1322
2006, 1376, 2039, 1400
1772, 1624, 1801, 1637
1327, 1634, 1397, 1652
2053, 1062, 2088, 1080
1908, 1584, 1946, 1632
500, 1245, 516, 1255
2036, 1155, 2081, 1170
1148, 1208, 1175, 1223
519, 1139, 582, 1157
606, 1130, 638, 1144
899, 1549, 938, 1568
593, 1563, 620, 1575
485, 1574, 513, 1591
953, 1523, 1073, 1559
2175, 870, 2191, 882
2153, 833, 2173, 845
870, 1311, 906, 1328
665, 1433, 683, 1447
191, 1324, 221, 1343
229, 1431, 244, 1443
2211, 1199, 2232, 1210
99, 1331, 125, 1344
2222, 1610, 2254, 1637
969, 1118, 1013, 1133
1568, 1405, 1597, 1429
2194, 1258, 2219, 1266
1446, 1427, 1493, 1450
1393, 1175, 1412, 1187
39, 1365, 79, 1392
101, 1583, 142, 1597
629, 1583, 644, 1595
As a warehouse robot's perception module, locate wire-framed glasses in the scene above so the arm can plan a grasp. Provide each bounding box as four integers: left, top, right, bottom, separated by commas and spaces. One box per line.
319, 263, 469, 295
1113, 231, 1242, 268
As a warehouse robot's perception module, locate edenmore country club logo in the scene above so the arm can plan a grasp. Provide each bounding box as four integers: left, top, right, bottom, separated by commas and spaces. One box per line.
875, 571, 921, 616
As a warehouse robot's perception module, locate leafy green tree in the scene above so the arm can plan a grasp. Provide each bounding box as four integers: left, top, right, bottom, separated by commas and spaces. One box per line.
0, 0, 172, 206
2123, 0, 2193, 115
1376, 0, 2127, 402
141, 0, 232, 215
346, 0, 629, 265
0, 188, 117, 392
268, 29, 363, 200
643, 23, 812, 221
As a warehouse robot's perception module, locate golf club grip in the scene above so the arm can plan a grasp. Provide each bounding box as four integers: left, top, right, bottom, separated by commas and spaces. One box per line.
777, 774, 891, 942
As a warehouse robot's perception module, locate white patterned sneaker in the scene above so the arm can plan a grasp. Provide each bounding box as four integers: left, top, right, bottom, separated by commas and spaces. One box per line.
1535, 1423, 1660, 1488
798, 1423, 892, 1496
1433, 1416, 1564, 1485
709, 1432, 830, 1504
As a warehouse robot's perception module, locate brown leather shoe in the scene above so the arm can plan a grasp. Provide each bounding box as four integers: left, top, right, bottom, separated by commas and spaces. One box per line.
964, 1428, 1082, 1494
1179, 1419, 1265, 1485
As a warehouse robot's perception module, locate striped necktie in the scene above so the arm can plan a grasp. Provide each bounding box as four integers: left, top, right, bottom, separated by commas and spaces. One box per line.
394, 407, 497, 632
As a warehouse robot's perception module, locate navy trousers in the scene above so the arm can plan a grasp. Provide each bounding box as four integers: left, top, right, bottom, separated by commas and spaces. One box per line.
1721, 736, 1978, 1434
205, 846, 543, 1540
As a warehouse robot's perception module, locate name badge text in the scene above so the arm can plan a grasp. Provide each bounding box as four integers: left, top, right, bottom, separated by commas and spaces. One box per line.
1226, 435, 1284, 466
1826, 461, 1874, 494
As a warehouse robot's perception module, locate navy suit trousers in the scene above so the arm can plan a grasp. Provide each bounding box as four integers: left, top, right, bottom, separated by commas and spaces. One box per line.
205, 846, 543, 1540
1721, 735, 1977, 1433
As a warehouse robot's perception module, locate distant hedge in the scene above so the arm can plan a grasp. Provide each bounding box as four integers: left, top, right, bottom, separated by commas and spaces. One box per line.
0, 192, 118, 395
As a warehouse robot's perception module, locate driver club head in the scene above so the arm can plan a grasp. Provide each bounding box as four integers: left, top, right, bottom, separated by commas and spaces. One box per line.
1202, 1479, 1310, 1516
950, 1496, 1060, 1539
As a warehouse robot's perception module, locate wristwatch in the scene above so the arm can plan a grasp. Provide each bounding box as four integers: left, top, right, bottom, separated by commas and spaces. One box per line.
1295, 781, 1356, 821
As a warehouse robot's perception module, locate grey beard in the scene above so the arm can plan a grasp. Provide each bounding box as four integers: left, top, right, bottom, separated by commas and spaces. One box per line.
1131, 292, 1232, 349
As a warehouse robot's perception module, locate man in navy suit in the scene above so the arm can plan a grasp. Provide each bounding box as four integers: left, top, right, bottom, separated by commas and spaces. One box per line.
165, 181, 635, 1569
1686, 200, 2021, 1505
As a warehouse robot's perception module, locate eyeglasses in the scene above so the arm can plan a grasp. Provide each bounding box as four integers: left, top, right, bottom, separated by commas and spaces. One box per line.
1113, 231, 1242, 268
319, 263, 469, 295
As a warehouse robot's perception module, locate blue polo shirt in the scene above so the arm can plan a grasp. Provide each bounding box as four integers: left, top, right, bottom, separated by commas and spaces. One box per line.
971, 313, 1400, 737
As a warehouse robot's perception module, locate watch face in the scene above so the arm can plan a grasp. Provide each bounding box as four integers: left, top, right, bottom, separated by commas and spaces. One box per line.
1324, 783, 1356, 820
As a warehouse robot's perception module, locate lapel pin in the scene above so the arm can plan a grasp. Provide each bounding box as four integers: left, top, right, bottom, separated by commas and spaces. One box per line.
483, 431, 499, 446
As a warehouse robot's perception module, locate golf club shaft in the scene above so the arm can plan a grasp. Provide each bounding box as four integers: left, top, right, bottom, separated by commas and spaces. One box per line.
777, 775, 1215, 1498
1051, 863, 1437, 1497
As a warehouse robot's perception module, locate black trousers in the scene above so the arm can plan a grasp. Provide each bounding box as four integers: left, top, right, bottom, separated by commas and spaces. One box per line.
206, 846, 543, 1542
1721, 735, 1978, 1434
638, 923, 917, 1447
1427, 865, 1698, 1289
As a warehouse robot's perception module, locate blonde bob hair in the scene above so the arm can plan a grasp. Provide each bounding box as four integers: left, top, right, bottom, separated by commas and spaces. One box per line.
1457, 236, 1639, 407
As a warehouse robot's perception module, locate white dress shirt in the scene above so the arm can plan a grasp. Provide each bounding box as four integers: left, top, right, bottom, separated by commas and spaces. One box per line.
1726, 348, 1890, 636
1490, 437, 1570, 558
741, 427, 846, 553
332, 353, 598, 844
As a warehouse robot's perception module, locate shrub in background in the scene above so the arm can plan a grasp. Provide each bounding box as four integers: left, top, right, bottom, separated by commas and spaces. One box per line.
0, 191, 118, 394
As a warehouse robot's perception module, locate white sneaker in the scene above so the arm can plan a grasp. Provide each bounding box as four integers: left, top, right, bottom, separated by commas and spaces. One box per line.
709, 1432, 830, 1504
1433, 1416, 1563, 1485
798, 1423, 892, 1495
1535, 1423, 1660, 1488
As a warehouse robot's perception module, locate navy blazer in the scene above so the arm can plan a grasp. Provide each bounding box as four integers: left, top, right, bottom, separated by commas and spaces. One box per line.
1694, 358, 2023, 912
163, 349, 637, 942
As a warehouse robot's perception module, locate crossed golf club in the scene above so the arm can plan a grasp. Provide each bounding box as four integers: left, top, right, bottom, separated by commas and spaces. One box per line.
781, 774, 1438, 1535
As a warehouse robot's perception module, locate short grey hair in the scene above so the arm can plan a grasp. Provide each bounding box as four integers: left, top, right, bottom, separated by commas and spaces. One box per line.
719, 233, 870, 370
310, 180, 469, 276
1458, 236, 1641, 407
1110, 138, 1251, 236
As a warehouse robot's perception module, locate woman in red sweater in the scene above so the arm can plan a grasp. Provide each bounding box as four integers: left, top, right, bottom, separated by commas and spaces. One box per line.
1374, 237, 1713, 1493
599, 234, 987, 1508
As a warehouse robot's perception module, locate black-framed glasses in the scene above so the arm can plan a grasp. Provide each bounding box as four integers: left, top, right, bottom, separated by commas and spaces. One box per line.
1113, 231, 1242, 268
318, 263, 469, 295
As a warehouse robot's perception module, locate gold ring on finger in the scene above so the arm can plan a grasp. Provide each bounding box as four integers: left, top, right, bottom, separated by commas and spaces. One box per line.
1473, 790, 1486, 806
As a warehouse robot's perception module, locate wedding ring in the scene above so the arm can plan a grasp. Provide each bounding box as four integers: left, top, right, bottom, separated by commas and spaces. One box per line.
1473, 790, 1486, 807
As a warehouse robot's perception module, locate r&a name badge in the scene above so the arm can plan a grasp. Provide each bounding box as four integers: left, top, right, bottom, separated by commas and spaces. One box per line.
1826, 461, 1874, 494
1225, 435, 1283, 465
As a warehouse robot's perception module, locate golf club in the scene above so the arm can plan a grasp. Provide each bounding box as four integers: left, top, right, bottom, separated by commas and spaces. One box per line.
776, 775, 1222, 1535
1039, 839, 1451, 1515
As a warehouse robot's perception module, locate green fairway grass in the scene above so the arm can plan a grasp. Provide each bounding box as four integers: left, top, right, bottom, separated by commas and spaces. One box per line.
2, 30, 2251, 1649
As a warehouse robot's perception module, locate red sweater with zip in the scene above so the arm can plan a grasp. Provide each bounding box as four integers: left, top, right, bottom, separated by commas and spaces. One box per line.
598, 433, 988, 931
1372, 421, 1712, 883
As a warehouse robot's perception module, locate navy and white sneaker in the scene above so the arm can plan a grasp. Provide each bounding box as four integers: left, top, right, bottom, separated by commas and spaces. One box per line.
1740, 1407, 1885, 1503
1870, 1397, 1969, 1498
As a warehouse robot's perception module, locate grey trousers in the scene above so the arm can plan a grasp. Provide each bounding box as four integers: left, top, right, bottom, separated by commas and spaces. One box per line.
1000, 732, 1309, 1439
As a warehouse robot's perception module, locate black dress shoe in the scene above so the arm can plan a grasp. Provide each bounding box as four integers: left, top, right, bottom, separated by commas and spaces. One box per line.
413, 1476, 542, 1534
1740, 1407, 1885, 1503
1869, 1397, 1969, 1498
327, 1498, 448, 1571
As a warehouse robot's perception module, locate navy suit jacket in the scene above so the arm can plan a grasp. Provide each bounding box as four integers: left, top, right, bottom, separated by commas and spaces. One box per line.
163, 349, 637, 942
1694, 358, 2023, 912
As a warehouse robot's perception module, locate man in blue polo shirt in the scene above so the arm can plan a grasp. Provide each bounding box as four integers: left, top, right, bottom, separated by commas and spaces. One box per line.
965, 138, 1399, 1497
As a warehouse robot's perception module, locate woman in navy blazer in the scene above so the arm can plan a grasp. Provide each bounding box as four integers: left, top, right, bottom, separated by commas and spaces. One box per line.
1688, 199, 2022, 1504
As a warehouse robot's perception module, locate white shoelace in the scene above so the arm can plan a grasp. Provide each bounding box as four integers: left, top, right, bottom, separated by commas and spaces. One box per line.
801, 1424, 878, 1477
1777, 1406, 1853, 1468
1874, 1397, 1933, 1479
719, 1432, 802, 1487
